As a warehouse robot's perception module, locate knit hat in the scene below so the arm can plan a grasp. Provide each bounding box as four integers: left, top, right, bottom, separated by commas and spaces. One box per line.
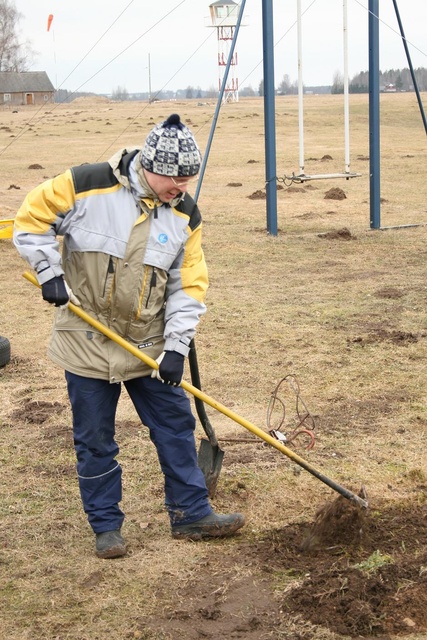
141, 113, 202, 177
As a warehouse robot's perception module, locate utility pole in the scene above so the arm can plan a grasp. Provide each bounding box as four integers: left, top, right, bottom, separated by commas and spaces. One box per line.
262, 0, 278, 236
148, 53, 152, 103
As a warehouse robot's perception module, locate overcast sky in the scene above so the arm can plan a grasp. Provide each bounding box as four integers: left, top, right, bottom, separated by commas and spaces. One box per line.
14, 0, 427, 95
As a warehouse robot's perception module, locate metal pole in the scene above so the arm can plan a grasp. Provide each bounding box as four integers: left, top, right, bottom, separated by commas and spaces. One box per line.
297, 0, 304, 176
262, 0, 278, 236
369, 0, 381, 229
391, 0, 427, 135
148, 53, 152, 103
343, 0, 350, 173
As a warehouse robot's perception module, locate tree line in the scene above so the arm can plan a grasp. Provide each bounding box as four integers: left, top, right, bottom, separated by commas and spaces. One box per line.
110, 66, 427, 102
330, 67, 427, 94
257, 67, 427, 97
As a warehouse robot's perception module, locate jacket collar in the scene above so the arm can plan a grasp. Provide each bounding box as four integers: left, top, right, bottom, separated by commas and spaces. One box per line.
108, 147, 183, 208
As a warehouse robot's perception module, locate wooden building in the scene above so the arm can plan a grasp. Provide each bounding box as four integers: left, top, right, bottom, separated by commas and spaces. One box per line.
0, 71, 55, 106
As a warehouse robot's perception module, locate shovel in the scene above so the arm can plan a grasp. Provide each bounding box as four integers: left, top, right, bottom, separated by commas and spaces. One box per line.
23, 271, 368, 510
189, 339, 224, 498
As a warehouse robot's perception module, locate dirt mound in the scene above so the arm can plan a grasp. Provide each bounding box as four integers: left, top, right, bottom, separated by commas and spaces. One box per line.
9, 399, 66, 424
248, 189, 266, 199
144, 498, 427, 639
324, 187, 347, 200
318, 227, 354, 240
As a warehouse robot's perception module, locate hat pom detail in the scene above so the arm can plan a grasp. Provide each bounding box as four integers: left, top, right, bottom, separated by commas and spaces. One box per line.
165, 113, 181, 128
140, 113, 202, 178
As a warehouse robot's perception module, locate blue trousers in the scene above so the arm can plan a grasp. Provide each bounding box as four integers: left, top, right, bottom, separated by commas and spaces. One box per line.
65, 371, 212, 533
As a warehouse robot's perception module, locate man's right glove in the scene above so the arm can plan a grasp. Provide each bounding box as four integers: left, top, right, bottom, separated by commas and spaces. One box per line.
151, 350, 185, 387
41, 276, 81, 307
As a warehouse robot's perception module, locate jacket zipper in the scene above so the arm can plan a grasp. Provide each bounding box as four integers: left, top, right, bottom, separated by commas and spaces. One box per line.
103, 256, 115, 297
135, 266, 157, 320
145, 268, 157, 308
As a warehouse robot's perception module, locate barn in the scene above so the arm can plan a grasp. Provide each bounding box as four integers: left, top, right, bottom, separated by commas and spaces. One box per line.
0, 71, 55, 106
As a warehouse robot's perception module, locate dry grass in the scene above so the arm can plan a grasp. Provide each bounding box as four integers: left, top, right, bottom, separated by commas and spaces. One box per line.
1, 93, 427, 639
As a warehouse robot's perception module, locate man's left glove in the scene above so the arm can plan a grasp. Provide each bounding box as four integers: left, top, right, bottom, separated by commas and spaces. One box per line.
151, 350, 184, 387
41, 276, 81, 308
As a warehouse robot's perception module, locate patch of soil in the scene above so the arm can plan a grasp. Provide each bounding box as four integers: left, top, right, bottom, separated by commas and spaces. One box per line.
318, 227, 354, 240
144, 498, 427, 639
321, 154, 333, 161
147, 572, 280, 640
10, 399, 66, 424
324, 187, 347, 200
279, 498, 427, 637
248, 189, 266, 200
248, 183, 285, 198
374, 287, 404, 299
347, 329, 419, 346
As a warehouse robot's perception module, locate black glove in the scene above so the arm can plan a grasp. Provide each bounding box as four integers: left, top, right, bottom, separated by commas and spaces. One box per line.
152, 350, 185, 386
41, 276, 70, 306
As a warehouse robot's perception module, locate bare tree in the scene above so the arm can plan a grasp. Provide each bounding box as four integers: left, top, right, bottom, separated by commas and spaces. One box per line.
331, 70, 344, 94
0, 0, 34, 71
112, 85, 129, 101
205, 85, 217, 99
277, 74, 292, 95
240, 85, 255, 97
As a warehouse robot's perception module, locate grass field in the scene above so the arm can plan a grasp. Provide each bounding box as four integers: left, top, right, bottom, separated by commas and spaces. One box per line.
1, 93, 427, 639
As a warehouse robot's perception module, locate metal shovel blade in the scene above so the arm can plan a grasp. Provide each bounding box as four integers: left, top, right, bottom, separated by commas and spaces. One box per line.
197, 437, 225, 499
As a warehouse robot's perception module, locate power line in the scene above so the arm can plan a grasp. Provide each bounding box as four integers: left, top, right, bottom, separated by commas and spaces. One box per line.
63, 0, 188, 95
56, 0, 137, 91
351, 0, 427, 59
0, 1, 188, 156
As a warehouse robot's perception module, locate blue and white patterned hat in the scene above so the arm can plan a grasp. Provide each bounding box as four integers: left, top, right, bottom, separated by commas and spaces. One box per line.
141, 113, 202, 177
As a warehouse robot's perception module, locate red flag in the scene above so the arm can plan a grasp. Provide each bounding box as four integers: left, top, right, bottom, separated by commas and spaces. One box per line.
47, 14, 54, 32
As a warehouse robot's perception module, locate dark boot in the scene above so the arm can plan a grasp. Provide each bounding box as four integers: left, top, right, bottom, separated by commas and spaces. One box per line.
171, 512, 245, 541
95, 529, 127, 559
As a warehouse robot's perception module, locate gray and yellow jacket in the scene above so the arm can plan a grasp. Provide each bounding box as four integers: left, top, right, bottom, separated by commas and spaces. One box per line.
14, 148, 208, 382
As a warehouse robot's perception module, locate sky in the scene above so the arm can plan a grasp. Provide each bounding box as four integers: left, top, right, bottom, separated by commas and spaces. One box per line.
14, 0, 427, 96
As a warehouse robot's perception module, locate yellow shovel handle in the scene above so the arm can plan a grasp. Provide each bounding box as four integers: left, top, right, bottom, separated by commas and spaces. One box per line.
23, 270, 368, 509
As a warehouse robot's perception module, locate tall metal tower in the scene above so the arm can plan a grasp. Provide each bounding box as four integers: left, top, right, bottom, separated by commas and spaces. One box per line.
208, 1, 241, 102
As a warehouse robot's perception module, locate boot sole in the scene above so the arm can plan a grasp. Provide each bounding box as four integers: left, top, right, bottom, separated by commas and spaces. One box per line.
96, 544, 127, 559
172, 517, 244, 541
